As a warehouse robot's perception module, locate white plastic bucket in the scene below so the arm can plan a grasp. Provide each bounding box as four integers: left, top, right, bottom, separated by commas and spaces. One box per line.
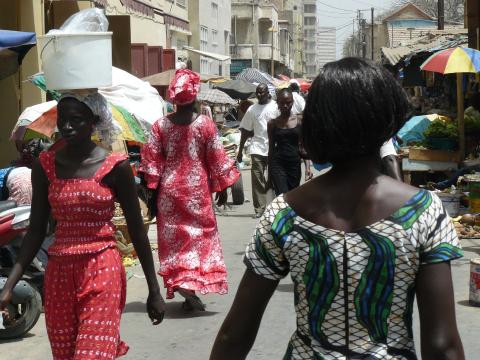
38, 32, 112, 90
470, 258, 480, 307
437, 192, 461, 217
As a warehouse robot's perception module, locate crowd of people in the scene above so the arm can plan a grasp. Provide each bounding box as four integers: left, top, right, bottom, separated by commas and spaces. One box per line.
0, 58, 466, 360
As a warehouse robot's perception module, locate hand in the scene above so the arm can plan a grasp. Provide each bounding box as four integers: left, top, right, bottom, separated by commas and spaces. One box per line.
216, 189, 228, 206
146, 290, 166, 325
0, 288, 12, 319
236, 152, 243, 164
305, 168, 313, 181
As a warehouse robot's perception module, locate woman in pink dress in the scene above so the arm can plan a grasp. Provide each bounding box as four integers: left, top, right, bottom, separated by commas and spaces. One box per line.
140, 69, 240, 310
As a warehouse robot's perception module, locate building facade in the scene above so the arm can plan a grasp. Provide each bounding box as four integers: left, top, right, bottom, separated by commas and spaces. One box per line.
188, 0, 231, 76
316, 26, 336, 70
303, 0, 317, 78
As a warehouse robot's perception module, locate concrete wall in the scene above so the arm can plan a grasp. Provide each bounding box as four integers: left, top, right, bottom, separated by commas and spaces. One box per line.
0, 0, 45, 167
106, 0, 167, 46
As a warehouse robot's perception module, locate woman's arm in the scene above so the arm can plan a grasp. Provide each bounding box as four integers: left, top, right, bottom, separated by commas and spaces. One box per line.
0, 160, 51, 308
267, 121, 275, 187
110, 161, 165, 324
416, 262, 464, 360
210, 270, 279, 360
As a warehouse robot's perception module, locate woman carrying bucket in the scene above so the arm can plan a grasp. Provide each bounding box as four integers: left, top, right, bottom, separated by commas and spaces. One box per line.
0, 91, 165, 359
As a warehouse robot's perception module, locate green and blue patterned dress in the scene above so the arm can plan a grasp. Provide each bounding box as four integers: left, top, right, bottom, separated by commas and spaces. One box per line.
244, 190, 462, 359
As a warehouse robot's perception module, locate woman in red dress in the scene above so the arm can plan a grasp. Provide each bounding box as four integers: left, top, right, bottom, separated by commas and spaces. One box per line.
0, 92, 165, 359
140, 69, 240, 310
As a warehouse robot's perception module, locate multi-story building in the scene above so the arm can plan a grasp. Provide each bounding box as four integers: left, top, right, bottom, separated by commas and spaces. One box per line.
303, 0, 317, 78
230, 0, 281, 76
188, 0, 232, 76
230, 0, 303, 77
317, 26, 336, 70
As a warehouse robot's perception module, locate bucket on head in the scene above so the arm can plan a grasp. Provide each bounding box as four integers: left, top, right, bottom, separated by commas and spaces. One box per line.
470, 258, 480, 307
37, 32, 112, 90
437, 192, 461, 217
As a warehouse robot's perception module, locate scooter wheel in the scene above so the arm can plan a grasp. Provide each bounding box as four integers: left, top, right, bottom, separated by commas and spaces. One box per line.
0, 285, 42, 340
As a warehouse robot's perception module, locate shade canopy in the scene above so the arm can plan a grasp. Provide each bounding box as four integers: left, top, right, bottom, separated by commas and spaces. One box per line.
214, 79, 257, 100
420, 47, 480, 74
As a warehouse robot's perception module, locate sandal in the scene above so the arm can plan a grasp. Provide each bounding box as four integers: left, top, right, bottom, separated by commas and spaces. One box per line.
178, 288, 206, 311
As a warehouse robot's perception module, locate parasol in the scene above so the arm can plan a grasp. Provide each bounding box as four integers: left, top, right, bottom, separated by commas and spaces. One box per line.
420, 47, 480, 158
197, 89, 237, 105
11, 101, 146, 143
214, 79, 256, 100
0, 30, 36, 80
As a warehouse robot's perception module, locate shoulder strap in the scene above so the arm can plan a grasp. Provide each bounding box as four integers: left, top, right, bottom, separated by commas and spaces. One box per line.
39, 151, 56, 182
93, 152, 129, 182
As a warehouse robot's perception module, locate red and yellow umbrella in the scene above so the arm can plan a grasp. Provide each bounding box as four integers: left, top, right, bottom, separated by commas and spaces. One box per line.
420, 47, 480, 158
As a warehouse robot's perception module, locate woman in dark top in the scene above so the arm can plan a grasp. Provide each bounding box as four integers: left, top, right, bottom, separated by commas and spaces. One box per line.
268, 88, 312, 196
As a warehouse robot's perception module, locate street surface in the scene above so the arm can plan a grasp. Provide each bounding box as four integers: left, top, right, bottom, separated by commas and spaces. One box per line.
1, 168, 480, 359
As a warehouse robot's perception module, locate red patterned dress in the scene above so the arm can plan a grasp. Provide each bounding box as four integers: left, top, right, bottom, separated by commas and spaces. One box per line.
140, 115, 239, 298
39, 151, 129, 360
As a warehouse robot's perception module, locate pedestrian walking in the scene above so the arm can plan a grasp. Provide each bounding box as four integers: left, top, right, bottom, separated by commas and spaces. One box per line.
0, 92, 165, 359
288, 80, 306, 116
211, 58, 464, 360
237, 84, 279, 218
267, 88, 312, 196
140, 69, 239, 310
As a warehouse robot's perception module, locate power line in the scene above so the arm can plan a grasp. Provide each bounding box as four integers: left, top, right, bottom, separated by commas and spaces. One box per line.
316, 1, 356, 13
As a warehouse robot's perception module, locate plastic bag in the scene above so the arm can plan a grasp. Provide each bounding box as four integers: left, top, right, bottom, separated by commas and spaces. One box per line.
48, 8, 108, 34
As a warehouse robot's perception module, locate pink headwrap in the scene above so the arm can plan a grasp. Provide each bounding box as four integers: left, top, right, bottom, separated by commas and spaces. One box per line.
168, 69, 200, 105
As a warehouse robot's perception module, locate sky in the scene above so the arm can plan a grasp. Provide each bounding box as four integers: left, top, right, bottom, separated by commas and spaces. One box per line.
316, 0, 396, 59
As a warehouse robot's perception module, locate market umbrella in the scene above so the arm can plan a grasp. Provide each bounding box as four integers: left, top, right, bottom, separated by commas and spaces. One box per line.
197, 89, 236, 105
0, 30, 36, 80
214, 79, 256, 100
11, 100, 146, 143
421, 47, 480, 158
11, 101, 58, 141
28, 71, 152, 143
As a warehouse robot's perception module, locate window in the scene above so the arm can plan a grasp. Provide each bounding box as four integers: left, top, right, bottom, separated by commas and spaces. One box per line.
304, 29, 315, 38
177, 0, 186, 7
201, 57, 209, 74
212, 29, 218, 43
211, 2, 218, 21
176, 39, 186, 50
304, 4, 316, 13
200, 26, 208, 51
304, 17, 316, 26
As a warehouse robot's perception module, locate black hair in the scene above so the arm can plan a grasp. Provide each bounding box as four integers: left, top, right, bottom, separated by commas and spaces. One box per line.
288, 82, 300, 93
256, 83, 269, 92
302, 57, 409, 164
276, 87, 293, 99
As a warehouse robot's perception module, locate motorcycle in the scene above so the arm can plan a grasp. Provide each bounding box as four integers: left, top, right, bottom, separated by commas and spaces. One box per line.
0, 200, 51, 339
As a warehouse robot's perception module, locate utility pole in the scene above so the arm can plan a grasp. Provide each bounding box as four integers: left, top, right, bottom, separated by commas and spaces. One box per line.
252, 0, 259, 69
361, 18, 366, 58
371, 7, 375, 61
357, 10, 361, 57
438, 0, 445, 30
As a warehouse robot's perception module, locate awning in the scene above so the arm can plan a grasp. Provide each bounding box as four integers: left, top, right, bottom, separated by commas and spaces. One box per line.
183, 46, 230, 61
169, 25, 192, 36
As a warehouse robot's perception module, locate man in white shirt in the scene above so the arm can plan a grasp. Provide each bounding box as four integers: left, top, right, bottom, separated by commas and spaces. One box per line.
289, 80, 305, 115
237, 84, 279, 218
380, 138, 402, 181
